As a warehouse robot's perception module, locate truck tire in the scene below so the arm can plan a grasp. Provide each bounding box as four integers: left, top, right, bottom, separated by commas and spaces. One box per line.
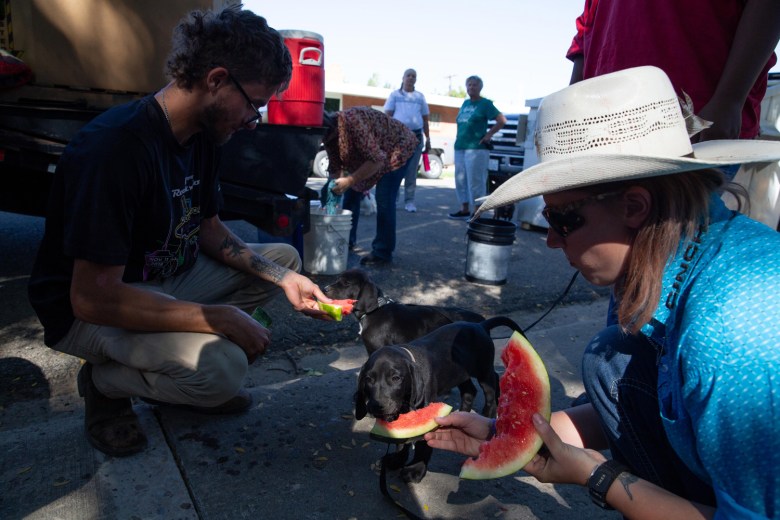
419, 153, 443, 179
312, 150, 330, 177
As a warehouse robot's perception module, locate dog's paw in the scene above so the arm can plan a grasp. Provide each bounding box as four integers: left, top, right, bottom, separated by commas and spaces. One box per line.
382, 446, 410, 470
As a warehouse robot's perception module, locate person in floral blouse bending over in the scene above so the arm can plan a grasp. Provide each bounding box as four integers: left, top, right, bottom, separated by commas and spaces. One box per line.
322, 107, 418, 266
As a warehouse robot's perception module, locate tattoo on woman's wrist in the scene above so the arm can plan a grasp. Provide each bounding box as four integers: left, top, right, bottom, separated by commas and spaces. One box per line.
618, 472, 638, 500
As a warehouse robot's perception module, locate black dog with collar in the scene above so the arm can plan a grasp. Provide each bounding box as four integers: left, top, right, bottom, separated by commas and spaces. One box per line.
355, 316, 522, 482
323, 269, 485, 354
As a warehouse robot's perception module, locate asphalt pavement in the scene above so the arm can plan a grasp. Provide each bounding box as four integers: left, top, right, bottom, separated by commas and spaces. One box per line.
0, 176, 618, 519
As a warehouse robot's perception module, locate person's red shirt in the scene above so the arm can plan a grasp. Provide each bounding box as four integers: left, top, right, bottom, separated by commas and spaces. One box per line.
567, 0, 776, 138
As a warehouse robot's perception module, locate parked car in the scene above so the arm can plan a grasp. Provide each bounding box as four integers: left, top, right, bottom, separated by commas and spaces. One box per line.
311, 143, 445, 179
487, 113, 526, 179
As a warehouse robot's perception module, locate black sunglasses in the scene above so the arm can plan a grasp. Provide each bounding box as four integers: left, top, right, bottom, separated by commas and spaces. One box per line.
228, 74, 262, 126
541, 191, 622, 238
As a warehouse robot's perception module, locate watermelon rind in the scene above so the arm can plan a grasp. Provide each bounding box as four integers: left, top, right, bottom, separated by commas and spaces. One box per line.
317, 301, 343, 321
370, 402, 453, 440
459, 331, 551, 480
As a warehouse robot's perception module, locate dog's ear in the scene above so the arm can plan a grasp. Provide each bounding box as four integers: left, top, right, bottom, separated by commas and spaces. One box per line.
354, 365, 368, 420
408, 358, 427, 410
354, 393, 367, 420
355, 272, 380, 314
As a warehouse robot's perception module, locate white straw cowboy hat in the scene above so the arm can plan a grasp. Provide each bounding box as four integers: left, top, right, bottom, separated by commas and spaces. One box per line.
476, 66, 780, 214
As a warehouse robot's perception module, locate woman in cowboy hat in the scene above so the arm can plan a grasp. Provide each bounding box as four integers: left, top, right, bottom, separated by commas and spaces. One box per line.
425, 66, 780, 519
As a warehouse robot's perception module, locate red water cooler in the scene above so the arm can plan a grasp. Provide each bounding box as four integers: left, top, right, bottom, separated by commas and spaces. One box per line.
267, 30, 325, 126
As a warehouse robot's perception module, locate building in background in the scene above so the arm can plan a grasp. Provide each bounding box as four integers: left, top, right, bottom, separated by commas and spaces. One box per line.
324, 79, 462, 166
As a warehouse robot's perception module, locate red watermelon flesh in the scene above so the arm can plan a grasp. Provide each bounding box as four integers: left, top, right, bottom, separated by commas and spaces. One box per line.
460, 331, 550, 479
370, 402, 453, 439
329, 299, 356, 315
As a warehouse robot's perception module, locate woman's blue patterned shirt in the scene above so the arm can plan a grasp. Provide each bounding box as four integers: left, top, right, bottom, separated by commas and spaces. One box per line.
641, 195, 779, 519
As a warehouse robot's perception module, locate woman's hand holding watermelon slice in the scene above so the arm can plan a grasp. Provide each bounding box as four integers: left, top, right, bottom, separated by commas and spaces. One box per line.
424, 411, 493, 458
426, 410, 605, 484
522, 413, 606, 486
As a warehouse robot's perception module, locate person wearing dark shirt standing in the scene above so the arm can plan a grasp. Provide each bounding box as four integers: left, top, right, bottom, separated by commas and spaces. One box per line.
27, 5, 331, 457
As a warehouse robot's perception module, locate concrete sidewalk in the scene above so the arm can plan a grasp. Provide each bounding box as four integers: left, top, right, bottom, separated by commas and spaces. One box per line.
1, 300, 621, 520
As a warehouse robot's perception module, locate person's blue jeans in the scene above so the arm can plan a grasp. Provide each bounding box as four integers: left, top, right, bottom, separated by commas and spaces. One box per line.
582, 326, 715, 507
342, 155, 412, 260
342, 188, 361, 248
402, 130, 424, 204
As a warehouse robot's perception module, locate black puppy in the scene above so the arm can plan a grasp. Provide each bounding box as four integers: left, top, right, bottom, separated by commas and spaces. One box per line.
323, 269, 485, 353
355, 316, 523, 482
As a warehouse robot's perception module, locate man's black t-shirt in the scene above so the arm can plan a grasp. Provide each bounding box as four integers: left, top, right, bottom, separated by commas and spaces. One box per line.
28, 95, 221, 346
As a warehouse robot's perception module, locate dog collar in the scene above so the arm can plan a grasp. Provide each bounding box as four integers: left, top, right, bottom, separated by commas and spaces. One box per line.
377, 296, 395, 307
400, 346, 416, 363
357, 296, 395, 323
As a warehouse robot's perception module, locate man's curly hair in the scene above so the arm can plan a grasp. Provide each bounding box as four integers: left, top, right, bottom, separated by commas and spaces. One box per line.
165, 4, 292, 92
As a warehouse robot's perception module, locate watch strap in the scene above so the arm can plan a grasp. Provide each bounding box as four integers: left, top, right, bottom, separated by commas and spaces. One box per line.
588, 459, 629, 510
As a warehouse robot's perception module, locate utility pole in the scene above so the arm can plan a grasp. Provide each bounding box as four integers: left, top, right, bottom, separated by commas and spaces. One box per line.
444, 74, 457, 93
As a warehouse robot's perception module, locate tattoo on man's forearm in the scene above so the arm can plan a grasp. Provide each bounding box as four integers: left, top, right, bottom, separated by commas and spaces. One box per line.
250, 255, 288, 283
221, 235, 245, 258
218, 234, 288, 282
618, 472, 638, 500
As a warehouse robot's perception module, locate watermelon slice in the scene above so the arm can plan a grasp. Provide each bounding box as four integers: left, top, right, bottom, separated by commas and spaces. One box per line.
317, 299, 356, 321
370, 402, 453, 442
460, 331, 550, 479
250, 306, 272, 327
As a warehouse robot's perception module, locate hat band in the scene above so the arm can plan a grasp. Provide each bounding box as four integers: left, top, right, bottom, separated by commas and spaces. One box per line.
536, 96, 690, 162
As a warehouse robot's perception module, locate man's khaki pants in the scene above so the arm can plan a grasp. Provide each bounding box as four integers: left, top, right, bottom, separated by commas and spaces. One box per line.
54, 243, 300, 407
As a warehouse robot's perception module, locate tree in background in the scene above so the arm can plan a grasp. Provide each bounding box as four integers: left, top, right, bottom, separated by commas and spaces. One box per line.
447, 86, 466, 98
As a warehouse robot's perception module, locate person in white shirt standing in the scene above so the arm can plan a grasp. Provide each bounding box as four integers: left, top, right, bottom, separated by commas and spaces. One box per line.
384, 68, 431, 213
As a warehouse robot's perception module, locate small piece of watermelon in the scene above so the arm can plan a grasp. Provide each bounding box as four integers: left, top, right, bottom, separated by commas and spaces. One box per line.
250, 306, 272, 327
317, 299, 356, 321
460, 331, 551, 479
370, 402, 453, 440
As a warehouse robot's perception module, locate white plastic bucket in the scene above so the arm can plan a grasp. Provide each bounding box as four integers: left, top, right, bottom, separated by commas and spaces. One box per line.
303, 208, 353, 275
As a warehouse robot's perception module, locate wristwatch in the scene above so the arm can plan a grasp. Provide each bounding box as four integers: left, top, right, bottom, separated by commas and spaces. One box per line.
587, 460, 629, 510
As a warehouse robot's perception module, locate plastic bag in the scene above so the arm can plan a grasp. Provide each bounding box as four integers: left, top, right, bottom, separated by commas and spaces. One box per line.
361, 191, 377, 216
320, 179, 343, 215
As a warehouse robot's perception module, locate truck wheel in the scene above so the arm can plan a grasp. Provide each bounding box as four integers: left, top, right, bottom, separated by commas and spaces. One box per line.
419, 153, 443, 179
312, 150, 330, 177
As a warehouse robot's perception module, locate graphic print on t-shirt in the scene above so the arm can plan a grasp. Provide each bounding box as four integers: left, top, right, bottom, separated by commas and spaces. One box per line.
143, 174, 202, 280
457, 104, 477, 124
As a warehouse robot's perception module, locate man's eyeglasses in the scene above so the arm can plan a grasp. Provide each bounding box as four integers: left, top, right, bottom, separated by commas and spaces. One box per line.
228, 74, 261, 126
541, 191, 622, 238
